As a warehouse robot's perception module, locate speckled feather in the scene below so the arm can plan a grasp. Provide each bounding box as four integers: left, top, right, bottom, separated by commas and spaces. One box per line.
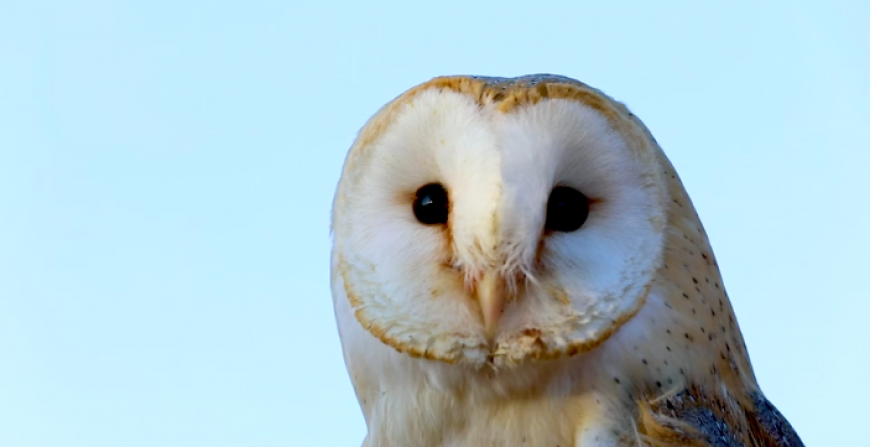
331, 75, 803, 447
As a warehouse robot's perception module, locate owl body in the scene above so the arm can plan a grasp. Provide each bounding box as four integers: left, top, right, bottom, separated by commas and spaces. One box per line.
331, 75, 802, 447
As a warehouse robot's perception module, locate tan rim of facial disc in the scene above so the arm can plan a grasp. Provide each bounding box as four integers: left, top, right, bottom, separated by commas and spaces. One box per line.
337, 75, 669, 367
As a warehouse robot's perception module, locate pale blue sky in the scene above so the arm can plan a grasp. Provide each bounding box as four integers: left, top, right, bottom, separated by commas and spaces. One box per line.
1, 2, 867, 446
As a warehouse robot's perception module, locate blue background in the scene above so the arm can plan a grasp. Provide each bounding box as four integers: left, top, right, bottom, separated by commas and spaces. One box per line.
1, 2, 867, 446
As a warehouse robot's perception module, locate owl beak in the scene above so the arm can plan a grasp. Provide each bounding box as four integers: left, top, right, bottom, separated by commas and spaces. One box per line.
477, 271, 506, 339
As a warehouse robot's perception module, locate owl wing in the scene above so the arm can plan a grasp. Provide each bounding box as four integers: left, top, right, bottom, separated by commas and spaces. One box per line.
746, 393, 805, 447
636, 387, 804, 447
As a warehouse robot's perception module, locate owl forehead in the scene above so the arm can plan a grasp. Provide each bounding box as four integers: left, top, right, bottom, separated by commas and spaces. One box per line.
353, 75, 627, 153
354, 82, 619, 189
345, 75, 659, 178
375, 88, 621, 183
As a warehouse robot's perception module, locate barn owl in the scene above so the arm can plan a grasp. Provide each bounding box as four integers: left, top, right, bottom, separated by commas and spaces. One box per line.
331, 74, 803, 447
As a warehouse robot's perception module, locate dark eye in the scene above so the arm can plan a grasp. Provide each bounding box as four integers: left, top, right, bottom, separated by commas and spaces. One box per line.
545, 186, 590, 232
413, 183, 449, 225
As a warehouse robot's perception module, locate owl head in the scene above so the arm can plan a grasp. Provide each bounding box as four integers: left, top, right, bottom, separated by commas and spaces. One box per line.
331, 75, 673, 368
